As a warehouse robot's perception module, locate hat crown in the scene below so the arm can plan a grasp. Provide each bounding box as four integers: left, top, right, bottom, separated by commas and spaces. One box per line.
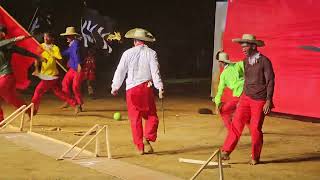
60, 26, 79, 36
242, 34, 256, 41
65, 27, 77, 34
125, 28, 155, 42
218, 52, 229, 61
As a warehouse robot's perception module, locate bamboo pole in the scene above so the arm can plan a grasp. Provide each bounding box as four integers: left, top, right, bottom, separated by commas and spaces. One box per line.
0, 105, 26, 126
19, 111, 25, 132
190, 149, 220, 180
71, 125, 105, 160
95, 125, 101, 157
29, 103, 34, 132
218, 151, 224, 180
57, 124, 99, 160
105, 125, 112, 159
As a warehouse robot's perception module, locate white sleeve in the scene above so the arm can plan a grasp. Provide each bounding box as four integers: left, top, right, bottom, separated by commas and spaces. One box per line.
149, 52, 163, 90
111, 52, 128, 91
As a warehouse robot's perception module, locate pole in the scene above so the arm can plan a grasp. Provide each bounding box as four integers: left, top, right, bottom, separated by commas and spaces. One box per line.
28, 7, 39, 32
161, 98, 165, 134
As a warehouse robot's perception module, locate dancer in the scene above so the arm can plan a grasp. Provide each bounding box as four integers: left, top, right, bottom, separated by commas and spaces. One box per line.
111, 28, 164, 155
221, 34, 275, 165
31, 32, 80, 115
0, 25, 42, 123
59, 27, 84, 110
214, 51, 244, 131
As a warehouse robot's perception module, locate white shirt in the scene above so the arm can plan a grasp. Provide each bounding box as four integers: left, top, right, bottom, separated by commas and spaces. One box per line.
248, 52, 260, 65
111, 44, 163, 91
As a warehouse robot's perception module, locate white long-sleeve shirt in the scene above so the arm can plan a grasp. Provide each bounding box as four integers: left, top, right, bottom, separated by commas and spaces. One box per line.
111, 44, 163, 91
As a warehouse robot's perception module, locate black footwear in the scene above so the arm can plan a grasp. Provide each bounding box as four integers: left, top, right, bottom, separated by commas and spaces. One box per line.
143, 139, 154, 154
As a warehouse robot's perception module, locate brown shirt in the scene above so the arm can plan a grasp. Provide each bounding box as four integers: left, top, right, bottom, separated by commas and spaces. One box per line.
244, 53, 275, 100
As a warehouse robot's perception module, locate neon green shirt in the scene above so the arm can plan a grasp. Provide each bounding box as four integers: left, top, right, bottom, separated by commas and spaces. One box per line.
214, 61, 244, 107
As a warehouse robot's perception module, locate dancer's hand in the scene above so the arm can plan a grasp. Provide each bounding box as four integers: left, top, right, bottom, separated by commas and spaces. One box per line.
263, 100, 271, 114
77, 64, 82, 73
215, 104, 222, 114
159, 88, 164, 99
14, 35, 26, 42
111, 89, 118, 96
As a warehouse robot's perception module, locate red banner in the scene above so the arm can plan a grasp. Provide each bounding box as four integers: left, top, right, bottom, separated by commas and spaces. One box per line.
0, 5, 40, 90
223, 0, 320, 118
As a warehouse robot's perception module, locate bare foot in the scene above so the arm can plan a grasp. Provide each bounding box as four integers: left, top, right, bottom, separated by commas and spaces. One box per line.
221, 151, 230, 160
249, 159, 260, 165
143, 139, 154, 154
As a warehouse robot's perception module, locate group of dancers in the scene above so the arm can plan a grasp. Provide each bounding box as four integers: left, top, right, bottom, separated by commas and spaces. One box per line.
1, 23, 275, 164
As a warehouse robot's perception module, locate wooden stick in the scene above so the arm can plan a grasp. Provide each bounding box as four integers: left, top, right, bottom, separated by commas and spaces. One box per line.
19, 111, 25, 132
55, 60, 68, 73
0, 107, 28, 130
161, 99, 165, 134
27, 131, 94, 157
29, 103, 34, 132
179, 158, 229, 167
71, 125, 105, 160
190, 149, 220, 180
218, 151, 224, 180
19, 103, 34, 132
95, 125, 101, 157
0, 105, 26, 126
105, 125, 112, 159
57, 124, 99, 160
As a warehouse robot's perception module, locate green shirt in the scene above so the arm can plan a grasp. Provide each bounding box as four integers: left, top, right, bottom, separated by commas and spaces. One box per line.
214, 61, 244, 107
0, 37, 40, 76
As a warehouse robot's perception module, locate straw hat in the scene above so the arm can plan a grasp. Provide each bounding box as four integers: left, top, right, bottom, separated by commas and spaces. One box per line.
60, 27, 80, 36
232, 34, 265, 47
125, 28, 155, 42
216, 51, 234, 64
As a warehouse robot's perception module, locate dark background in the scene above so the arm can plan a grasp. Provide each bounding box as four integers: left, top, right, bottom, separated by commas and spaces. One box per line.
1, 0, 216, 85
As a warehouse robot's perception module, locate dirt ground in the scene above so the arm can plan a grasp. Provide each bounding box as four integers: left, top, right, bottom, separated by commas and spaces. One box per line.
2, 82, 320, 180
0, 137, 119, 179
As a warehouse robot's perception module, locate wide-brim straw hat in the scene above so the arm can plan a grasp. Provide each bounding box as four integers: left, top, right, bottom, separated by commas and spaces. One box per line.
60, 27, 80, 36
216, 51, 234, 64
232, 34, 265, 47
125, 28, 156, 42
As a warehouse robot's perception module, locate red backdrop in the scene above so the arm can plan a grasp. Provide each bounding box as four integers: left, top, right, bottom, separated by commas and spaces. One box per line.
223, 0, 320, 118
0, 5, 40, 90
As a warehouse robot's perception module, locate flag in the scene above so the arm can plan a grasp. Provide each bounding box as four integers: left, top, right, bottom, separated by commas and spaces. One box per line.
81, 8, 117, 54
0, 5, 41, 90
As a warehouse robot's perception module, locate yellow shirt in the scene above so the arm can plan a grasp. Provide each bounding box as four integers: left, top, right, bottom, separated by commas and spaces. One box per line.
40, 43, 62, 76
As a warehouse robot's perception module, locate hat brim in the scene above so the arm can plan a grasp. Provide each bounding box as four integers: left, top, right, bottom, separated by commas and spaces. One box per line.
60, 32, 80, 36
232, 38, 265, 47
125, 35, 156, 42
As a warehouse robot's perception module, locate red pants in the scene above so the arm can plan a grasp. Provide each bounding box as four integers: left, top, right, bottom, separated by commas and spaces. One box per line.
222, 94, 266, 161
0, 74, 27, 122
126, 82, 159, 151
31, 79, 77, 115
220, 97, 240, 131
62, 69, 84, 105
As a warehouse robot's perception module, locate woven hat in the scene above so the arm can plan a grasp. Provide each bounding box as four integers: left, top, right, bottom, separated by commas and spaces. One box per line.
125, 28, 155, 42
216, 51, 234, 64
232, 34, 265, 47
60, 27, 80, 36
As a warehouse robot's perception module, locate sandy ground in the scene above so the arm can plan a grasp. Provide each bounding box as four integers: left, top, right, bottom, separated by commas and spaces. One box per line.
0, 137, 119, 179
2, 82, 320, 180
